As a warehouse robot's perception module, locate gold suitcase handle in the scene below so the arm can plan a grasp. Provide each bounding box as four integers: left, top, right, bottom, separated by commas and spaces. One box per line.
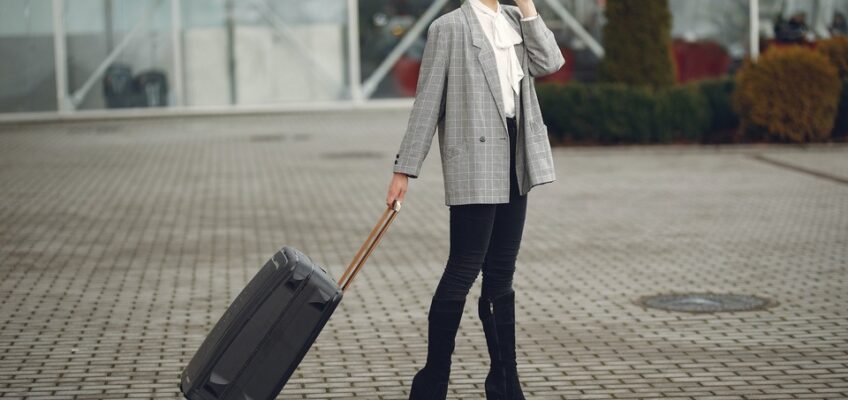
337, 200, 402, 292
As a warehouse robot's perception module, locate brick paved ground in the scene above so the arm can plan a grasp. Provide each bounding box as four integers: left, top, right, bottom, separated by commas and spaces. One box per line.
0, 110, 846, 399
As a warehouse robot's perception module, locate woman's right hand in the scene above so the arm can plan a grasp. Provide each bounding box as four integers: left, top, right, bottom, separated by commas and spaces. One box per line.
387, 172, 409, 208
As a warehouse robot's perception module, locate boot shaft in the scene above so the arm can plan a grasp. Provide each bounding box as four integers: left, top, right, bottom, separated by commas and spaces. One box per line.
423, 297, 467, 373
479, 290, 526, 399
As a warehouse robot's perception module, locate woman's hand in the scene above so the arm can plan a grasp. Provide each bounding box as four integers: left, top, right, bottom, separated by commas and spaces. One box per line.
514, 0, 538, 19
387, 172, 409, 208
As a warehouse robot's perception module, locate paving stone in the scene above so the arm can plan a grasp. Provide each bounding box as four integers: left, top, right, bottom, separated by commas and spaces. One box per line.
0, 110, 846, 399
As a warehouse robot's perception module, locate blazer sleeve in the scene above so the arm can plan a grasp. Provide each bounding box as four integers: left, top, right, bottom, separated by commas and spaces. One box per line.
393, 19, 450, 179
519, 14, 566, 77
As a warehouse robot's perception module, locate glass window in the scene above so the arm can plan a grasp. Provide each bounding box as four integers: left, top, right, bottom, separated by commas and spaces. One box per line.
0, 0, 57, 113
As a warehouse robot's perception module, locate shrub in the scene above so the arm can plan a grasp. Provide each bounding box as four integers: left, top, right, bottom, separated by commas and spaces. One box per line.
538, 82, 655, 144
535, 81, 570, 141
817, 36, 848, 79
599, 0, 676, 89
653, 84, 711, 143
538, 81, 712, 144
834, 79, 848, 139
695, 78, 738, 132
590, 84, 656, 143
693, 77, 740, 143
732, 47, 841, 142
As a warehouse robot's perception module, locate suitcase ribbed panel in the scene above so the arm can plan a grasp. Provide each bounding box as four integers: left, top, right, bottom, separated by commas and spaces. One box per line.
180, 247, 342, 400
180, 254, 288, 398
236, 262, 342, 399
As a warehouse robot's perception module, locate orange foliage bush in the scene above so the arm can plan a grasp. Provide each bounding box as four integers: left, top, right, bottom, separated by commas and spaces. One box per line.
816, 35, 848, 79
732, 46, 841, 142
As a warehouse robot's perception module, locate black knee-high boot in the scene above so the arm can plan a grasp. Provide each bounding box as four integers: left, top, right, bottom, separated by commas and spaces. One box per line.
409, 296, 466, 400
478, 289, 526, 400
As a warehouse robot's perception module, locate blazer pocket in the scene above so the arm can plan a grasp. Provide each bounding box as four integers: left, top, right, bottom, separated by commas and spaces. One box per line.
529, 119, 546, 133
529, 120, 549, 142
444, 145, 465, 161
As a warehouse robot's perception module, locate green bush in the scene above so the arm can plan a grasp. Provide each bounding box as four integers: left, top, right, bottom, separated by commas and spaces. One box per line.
538, 81, 711, 144
694, 77, 739, 140
599, 0, 676, 89
535, 82, 570, 141
539, 71, 848, 144
590, 84, 656, 143
653, 84, 711, 143
834, 79, 848, 139
538, 82, 655, 144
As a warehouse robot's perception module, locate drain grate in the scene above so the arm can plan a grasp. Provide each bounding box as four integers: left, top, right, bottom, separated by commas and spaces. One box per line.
635, 293, 775, 313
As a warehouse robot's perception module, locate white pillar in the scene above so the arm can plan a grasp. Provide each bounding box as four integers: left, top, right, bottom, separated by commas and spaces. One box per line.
750, 0, 759, 61
171, 0, 186, 106
813, 0, 834, 39
52, 0, 70, 112
347, 0, 363, 103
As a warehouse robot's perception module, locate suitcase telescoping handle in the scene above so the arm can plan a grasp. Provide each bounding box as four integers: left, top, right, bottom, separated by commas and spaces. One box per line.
337, 199, 402, 292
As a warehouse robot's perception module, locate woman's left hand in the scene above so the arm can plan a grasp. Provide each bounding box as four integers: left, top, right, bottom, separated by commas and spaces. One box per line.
513, 0, 539, 19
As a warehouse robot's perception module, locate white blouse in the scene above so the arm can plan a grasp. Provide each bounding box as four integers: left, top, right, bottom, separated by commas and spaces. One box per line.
468, 0, 539, 118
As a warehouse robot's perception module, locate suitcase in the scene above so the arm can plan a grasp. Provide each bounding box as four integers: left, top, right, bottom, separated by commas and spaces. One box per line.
179, 200, 402, 400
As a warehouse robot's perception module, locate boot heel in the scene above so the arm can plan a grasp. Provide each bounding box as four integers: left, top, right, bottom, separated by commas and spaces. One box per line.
410, 367, 449, 399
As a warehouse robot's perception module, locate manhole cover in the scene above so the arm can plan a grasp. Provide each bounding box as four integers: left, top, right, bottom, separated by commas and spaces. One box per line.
635, 293, 775, 313
320, 150, 383, 160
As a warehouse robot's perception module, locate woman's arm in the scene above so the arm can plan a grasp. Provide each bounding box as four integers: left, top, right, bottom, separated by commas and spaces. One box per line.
516, 1, 566, 77
393, 19, 450, 179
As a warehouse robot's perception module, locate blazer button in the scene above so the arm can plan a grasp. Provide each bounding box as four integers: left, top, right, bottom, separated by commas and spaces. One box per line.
479, 136, 486, 142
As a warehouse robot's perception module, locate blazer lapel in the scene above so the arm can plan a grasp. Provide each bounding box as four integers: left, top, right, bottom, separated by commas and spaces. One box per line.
461, 1, 507, 131
504, 12, 526, 72
461, 1, 526, 133
505, 11, 525, 129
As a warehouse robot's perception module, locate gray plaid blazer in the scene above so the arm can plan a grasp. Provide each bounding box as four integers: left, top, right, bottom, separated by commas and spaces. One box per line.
393, 0, 565, 206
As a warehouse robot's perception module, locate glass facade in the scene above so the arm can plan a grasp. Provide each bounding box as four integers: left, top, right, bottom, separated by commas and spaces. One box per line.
1, 0, 847, 116
1, 0, 57, 113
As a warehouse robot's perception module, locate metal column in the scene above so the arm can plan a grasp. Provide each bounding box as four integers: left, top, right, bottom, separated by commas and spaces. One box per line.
750, 0, 759, 61
347, 0, 363, 103
171, 0, 186, 106
52, 0, 70, 113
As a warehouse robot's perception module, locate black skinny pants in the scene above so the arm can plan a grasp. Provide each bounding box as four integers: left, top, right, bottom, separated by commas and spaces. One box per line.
432, 116, 528, 302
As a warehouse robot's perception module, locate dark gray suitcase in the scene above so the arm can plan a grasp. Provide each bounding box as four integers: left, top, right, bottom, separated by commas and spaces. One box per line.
180, 201, 401, 400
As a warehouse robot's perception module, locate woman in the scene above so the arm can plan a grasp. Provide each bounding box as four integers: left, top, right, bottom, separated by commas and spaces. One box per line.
386, 0, 564, 398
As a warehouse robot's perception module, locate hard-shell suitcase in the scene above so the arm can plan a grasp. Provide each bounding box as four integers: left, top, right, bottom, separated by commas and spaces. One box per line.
179, 201, 402, 400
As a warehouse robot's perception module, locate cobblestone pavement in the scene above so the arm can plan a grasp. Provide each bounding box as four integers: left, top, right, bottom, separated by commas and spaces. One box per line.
1, 110, 846, 399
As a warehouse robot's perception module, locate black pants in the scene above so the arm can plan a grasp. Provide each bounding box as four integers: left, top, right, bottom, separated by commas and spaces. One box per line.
433, 116, 528, 301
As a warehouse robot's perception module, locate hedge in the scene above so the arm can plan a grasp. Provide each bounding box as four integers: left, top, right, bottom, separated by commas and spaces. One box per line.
835, 79, 848, 139
537, 80, 717, 144
538, 75, 847, 144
